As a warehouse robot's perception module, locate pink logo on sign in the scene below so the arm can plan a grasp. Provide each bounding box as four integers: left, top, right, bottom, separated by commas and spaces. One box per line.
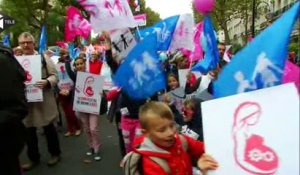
83, 76, 95, 97
232, 102, 279, 174
22, 59, 32, 83
104, 0, 127, 17
77, 0, 100, 17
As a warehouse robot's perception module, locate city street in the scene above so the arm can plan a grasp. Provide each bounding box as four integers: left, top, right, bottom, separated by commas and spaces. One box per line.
20, 116, 123, 175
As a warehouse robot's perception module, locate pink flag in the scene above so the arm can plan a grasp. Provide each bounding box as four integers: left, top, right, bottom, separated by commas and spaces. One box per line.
77, 0, 136, 33
189, 22, 204, 62
65, 6, 92, 42
283, 60, 300, 92
56, 41, 68, 49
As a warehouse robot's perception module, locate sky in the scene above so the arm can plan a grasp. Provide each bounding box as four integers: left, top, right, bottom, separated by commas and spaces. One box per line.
145, 0, 193, 19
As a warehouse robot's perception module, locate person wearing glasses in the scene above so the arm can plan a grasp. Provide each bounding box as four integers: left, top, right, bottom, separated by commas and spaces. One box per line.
18, 32, 61, 171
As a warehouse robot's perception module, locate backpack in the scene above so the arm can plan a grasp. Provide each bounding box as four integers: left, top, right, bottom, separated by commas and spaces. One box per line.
123, 135, 188, 175
0, 44, 28, 124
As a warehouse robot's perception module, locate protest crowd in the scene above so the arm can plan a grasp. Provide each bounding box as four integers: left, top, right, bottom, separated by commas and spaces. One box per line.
0, 0, 299, 175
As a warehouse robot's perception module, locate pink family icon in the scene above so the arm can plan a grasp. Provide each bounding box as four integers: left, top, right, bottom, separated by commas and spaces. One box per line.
232, 102, 279, 174
22, 59, 32, 83
84, 76, 94, 97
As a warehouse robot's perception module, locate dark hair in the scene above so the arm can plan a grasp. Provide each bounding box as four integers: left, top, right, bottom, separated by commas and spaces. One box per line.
167, 73, 179, 81
218, 42, 226, 46
73, 56, 86, 67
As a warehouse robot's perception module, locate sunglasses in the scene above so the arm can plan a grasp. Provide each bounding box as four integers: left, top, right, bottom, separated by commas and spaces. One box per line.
19, 41, 34, 45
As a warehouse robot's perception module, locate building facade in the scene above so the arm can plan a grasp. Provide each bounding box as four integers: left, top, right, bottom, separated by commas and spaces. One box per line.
227, 0, 299, 45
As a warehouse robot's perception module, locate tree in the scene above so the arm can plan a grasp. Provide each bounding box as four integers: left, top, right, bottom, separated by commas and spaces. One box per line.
128, 0, 161, 27
192, 0, 264, 45
0, 0, 160, 47
0, 0, 78, 46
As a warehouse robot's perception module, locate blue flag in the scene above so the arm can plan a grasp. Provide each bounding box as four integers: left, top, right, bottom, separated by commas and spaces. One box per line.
136, 15, 179, 51
2, 34, 10, 47
191, 15, 219, 74
68, 43, 81, 60
113, 34, 166, 99
213, 2, 300, 98
39, 26, 47, 53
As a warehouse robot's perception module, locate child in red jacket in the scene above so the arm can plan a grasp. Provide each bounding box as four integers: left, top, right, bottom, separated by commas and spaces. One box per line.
133, 101, 218, 175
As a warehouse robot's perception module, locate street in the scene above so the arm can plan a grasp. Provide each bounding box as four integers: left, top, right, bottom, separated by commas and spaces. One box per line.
20, 116, 123, 175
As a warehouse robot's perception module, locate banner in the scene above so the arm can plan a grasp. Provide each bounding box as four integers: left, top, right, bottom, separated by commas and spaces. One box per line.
113, 33, 166, 99
78, 0, 137, 33
56, 63, 74, 90
110, 28, 136, 62
169, 13, 195, 53
191, 15, 219, 74
39, 25, 47, 53
73, 72, 104, 114
65, 6, 92, 42
213, 2, 300, 98
202, 83, 299, 175
137, 15, 179, 51
16, 55, 43, 102
134, 13, 147, 26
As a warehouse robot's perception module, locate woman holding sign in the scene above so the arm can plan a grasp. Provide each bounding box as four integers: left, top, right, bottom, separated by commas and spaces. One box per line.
56, 49, 81, 137
66, 56, 102, 162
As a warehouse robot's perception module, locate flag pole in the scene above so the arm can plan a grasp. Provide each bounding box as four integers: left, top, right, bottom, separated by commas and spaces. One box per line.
136, 26, 142, 41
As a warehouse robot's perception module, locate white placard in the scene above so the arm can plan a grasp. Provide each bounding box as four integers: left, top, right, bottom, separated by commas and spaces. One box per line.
73, 72, 104, 115
100, 61, 113, 90
56, 63, 74, 90
110, 28, 136, 62
178, 69, 189, 88
134, 13, 147, 26
202, 83, 299, 175
16, 55, 43, 102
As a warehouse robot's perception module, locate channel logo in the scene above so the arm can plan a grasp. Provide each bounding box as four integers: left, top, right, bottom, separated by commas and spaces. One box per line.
0, 14, 3, 29
0, 12, 16, 32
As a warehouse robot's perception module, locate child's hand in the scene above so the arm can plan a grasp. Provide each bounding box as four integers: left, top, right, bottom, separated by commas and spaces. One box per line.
59, 89, 69, 96
197, 154, 218, 174
35, 80, 48, 89
186, 71, 192, 81
162, 93, 171, 104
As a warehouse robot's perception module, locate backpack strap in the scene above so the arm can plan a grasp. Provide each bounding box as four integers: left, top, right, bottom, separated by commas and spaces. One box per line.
179, 134, 188, 152
149, 136, 188, 174
148, 156, 171, 174
124, 152, 142, 175
41, 53, 50, 78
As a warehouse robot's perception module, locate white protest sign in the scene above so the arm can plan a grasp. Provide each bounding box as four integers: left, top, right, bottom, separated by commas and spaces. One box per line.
178, 69, 189, 88
202, 83, 299, 175
56, 63, 74, 90
16, 55, 43, 102
134, 13, 147, 26
88, 0, 137, 33
51, 55, 60, 64
100, 61, 113, 90
110, 28, 136, 62
73, 72, 104, 115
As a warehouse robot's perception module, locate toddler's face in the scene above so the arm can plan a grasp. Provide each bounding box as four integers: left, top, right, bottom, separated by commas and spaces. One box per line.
145, 116, 176, 148
168, 76, 179, 90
